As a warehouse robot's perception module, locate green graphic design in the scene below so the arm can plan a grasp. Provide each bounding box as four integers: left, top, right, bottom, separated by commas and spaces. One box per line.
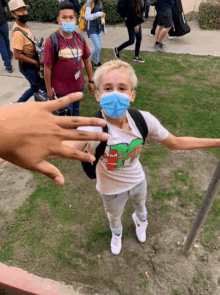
110, 138, 143, 169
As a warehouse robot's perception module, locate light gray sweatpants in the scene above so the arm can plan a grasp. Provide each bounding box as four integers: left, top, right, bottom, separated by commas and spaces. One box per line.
100, 178, 147, 235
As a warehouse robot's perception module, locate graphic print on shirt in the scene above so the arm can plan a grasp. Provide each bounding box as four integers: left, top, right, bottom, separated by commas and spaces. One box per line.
103, 138, 143, 170
59, 47, 83, 60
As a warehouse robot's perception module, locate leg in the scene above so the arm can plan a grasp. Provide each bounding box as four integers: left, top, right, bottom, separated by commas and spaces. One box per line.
0, 22, 12, 70
157, 27, 171, 43
129, 179, 147, 222
129, 179, 148, 243
96, 33, 102, 64
134, 26, 142, 58
151, 14, 158, 35
17, 84, 37, 103
155, 25, 163, 42
1, 22, 12, 59
101, 190, 129, 236
117, 22, 135, 52
90, 34, 100, 64
145, 5, 150, 20
156, 10, 173, 44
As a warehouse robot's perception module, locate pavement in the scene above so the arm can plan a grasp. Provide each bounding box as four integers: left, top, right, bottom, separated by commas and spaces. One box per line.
0, 19, 220, 107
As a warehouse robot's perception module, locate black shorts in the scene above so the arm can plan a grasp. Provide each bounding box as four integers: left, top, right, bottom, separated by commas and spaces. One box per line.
157, 10, 172, 29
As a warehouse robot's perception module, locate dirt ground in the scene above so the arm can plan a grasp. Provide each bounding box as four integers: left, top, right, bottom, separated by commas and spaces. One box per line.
0, 150, 220, 295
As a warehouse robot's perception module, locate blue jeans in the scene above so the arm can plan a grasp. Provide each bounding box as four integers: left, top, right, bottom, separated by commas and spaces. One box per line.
90, 33, 102, 64
101, 178, 147, 235
17, 62, 46, 103
57, 88, 84, 116
118, 20, 142, 57
145, 5, 150, 19
0, 22, 12, 70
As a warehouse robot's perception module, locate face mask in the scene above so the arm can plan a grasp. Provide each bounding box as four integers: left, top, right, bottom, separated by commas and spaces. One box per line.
100, 91, 131, 119
61, 22, 76, 33
18, 15, 28, 24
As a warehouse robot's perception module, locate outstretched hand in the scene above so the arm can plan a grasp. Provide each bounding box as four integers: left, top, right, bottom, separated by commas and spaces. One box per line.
0, 92, 108, 185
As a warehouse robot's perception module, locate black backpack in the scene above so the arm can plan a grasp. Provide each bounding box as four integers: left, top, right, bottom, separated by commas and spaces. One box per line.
50, 32, 85, 65
117, 0, 128, 18
81, 109, 148, 179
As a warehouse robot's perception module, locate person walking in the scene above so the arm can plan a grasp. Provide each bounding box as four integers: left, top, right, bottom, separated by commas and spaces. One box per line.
113, 0, 146, 63
9, 0, 46, 102
154, 0, 174, 52
85, 0, 105, 69
0, 0, 13, 73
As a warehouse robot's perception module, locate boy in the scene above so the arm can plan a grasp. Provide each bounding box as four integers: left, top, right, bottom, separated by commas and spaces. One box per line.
63, 60, 220, 255
9, 0, 46, 102
43, 1, 94, 116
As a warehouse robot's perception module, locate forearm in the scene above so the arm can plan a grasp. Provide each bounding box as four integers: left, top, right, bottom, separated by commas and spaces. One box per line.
161, 136, 220, 150
44, 66, 52, 92
14, 51, 36, 65
85, 8, 102, 21
84, 59, 93, 81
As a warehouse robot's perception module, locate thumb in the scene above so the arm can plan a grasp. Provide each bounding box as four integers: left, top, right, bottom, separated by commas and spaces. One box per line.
35, 161, 65, 186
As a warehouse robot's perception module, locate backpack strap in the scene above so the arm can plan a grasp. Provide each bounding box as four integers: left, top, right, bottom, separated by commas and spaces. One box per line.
81, 110, 108, 179
128, 109, 148, 144
93, 110, 108, 164
50, 32, 59, 65
50, 32, 85, 65
12, 27, 36, 44
76, 32, 85, 46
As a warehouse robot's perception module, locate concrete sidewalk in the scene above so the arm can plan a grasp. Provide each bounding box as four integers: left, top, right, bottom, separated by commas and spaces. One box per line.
1, 19, 220, 107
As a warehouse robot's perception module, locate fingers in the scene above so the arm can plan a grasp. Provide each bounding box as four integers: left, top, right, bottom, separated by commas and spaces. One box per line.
54, 145, 96, 162
44, 92, 83, 112
58, 128, 109, 142
54, 116, 107, 129
35, 161, 65, 186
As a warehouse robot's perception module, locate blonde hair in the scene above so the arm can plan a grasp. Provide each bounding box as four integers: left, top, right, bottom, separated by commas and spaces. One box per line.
93, 60, 138, 90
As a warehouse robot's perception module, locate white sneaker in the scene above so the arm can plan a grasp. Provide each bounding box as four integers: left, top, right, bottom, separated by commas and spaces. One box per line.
111, 232, 122, 255
132, 212, 148, 243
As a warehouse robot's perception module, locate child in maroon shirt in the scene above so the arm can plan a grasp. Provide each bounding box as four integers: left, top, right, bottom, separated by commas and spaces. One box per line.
43, 1, 94, 116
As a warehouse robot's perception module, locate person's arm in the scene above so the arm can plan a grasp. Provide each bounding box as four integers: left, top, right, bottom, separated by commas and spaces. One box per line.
159, 133, 220, 150
84, 57, 94, 92
0, 92, 108, 185
13, 48, 38, 66
85, 5, 105, 21
44, 65, 53, 99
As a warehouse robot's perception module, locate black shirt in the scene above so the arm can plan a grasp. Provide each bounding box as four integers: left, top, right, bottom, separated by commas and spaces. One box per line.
0, 0, 7, 25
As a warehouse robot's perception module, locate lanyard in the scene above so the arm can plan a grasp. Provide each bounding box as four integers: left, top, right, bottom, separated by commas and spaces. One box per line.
61, 31, 79, 66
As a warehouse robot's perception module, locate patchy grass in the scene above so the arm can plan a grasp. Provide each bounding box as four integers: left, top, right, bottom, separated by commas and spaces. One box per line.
1, 49, 220, 294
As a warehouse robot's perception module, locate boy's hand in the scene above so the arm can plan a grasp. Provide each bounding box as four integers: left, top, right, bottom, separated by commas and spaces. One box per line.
0, 93, 108, 186
88, 82, 94, 92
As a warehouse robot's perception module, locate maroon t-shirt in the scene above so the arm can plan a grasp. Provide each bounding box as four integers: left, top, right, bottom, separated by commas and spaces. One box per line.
43, 30, 90, 95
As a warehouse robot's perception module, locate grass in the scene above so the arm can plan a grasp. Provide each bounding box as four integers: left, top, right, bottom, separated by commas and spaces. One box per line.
1, 49, 220, 294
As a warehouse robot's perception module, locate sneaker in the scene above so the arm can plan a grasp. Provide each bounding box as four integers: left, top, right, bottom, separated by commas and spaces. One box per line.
133, 57, 145, 63
154, 43, 164, 53
94, 63, 99, 69
149, 33, 155, 37
5, 67, 13, 73
168, 35, 176, 39
132, 212, 148, 243
98, 62, 102, 67
111, 232, 122, 255
113, 47, 120, 59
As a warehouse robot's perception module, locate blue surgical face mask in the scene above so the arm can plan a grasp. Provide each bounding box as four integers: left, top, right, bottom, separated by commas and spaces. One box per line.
99, 91, 131, 119
61, 22, 76, 33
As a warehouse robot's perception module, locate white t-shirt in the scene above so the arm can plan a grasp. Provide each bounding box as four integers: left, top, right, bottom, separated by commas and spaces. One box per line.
78, 110, 169, 195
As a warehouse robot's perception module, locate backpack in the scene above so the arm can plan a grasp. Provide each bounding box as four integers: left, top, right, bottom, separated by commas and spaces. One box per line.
81, 109, 148, 179
117, 0, 128, 18
146, 0, 158, 6
12, 27, 44, 78
49, 32, 85, 65
79, 1, 95, 32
